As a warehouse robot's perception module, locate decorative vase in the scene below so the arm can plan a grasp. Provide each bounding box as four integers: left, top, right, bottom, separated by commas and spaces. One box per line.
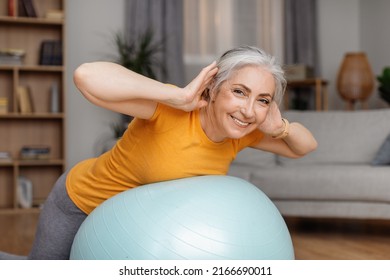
50, 82, 59, 113
337, 52, 374, 110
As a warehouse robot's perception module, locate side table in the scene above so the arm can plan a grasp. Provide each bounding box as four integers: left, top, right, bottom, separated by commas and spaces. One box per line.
285, 78, 329, 111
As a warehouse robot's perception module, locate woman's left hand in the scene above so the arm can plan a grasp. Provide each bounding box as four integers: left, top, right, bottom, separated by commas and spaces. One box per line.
257, 102, 285, 137
254, 101, 318, 157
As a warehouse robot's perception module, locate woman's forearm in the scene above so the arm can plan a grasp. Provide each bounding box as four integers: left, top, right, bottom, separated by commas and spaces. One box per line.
250, 121, 317, 159
283, 122, 318, 156
73, 61, 180, 104
74, 61, 218, 114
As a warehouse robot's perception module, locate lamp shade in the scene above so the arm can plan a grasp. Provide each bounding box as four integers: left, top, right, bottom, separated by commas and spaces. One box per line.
337, 52, 374, 108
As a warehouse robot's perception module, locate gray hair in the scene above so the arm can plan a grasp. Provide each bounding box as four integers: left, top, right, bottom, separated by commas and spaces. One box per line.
206, 46, 286, 105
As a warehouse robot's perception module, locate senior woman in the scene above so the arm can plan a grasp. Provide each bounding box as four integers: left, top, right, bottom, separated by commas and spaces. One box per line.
0, 46, 317, 260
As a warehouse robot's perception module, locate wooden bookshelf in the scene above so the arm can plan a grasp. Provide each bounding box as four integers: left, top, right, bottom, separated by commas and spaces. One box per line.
0, 0, 66, 212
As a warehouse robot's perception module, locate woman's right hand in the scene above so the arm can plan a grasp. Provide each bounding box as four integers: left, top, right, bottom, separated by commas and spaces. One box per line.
166, 61, 218, 112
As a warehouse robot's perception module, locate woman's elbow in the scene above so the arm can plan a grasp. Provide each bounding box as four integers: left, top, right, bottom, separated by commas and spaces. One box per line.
311, 138, 318, 152
289, 138, 318, 159
297, 138, 318, 157
306, 140, 318, 155
73, 63, 92, 91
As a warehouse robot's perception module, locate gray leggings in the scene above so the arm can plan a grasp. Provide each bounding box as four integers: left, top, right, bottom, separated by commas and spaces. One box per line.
27, 171, 87, 259
0, 172, 87, 260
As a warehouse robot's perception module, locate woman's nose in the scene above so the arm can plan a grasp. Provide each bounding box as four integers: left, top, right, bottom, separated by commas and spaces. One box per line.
240, 100, 255, 118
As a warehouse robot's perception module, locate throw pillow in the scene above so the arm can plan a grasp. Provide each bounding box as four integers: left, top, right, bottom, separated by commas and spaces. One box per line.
371, 133, 390, 165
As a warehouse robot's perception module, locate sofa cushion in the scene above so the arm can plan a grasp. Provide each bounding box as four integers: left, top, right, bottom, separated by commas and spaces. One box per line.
279, 109, 390, 165
371, 133, 390, 165
244, 164, 390, 202
233, 147, 276, 168
273, 200, 390, 219
227, 163, 258, 181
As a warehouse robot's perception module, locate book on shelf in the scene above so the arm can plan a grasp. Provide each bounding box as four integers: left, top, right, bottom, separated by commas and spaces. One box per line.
17, 176, 33, 208
39, 40, 63, 66
8, 0, 17, 16
20, 145, 50, 160
17, 0, 26, 16
0, 97, 8, 114
0, 48, 25, 66
17, 85, 34, 113
0, 151, 12, 162
45, 9, 64, 20
19, 0, 37, 17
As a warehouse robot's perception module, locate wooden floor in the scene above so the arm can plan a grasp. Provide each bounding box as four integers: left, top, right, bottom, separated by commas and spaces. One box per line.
0, 211, 39, 257
0, 212, 390, 259
286, 218, 390, 259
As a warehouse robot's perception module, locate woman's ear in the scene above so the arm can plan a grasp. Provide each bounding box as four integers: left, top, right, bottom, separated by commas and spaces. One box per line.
201, 88, 210, 101
208, 81, 217, 102
210, 89, 217, 103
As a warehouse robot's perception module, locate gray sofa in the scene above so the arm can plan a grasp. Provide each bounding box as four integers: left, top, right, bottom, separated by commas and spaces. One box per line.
228, 109, 390, 220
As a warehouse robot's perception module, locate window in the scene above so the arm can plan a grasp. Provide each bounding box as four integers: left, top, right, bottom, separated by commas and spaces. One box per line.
183, 0, 284, 81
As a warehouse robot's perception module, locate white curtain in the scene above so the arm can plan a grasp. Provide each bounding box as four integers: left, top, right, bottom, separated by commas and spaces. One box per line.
284, 0, 318, 75
183, 0, 284, 82
125, 0, 185, 86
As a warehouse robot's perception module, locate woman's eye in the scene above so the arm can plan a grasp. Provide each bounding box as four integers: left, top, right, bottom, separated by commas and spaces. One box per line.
233, 89, 245, 96
258, 98, 270, 105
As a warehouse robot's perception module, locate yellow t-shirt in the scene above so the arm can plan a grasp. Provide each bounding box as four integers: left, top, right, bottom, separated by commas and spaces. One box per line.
66, 103, 264, 214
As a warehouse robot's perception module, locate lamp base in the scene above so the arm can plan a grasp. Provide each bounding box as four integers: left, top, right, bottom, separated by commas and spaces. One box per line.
345, 100, 369, 110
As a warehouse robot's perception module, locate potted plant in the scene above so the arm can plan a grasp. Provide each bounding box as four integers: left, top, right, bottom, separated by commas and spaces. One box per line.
114, 28, 165, 79
111, 28, 165, 136
377, 67, 390, 105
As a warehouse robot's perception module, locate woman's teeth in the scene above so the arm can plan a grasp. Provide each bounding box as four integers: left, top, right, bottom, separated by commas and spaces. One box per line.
231, 116, 250, 127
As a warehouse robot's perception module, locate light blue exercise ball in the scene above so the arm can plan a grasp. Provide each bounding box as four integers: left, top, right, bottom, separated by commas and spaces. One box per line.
70, 175, 294, 260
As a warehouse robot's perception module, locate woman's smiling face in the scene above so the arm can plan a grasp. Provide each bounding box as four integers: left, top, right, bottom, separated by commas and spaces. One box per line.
202, 65, 276, 142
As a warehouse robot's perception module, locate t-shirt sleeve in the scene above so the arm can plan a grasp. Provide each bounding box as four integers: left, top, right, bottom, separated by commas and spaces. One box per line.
145, 103, 189, 133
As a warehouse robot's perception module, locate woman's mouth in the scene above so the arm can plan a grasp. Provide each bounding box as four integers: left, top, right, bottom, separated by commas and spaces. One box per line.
231, 115, 251, 128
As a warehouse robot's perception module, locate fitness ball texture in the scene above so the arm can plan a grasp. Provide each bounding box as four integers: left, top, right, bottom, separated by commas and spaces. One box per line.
70, 175, 294, 260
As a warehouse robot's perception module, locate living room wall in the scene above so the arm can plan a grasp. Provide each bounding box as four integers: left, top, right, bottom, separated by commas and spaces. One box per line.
318, 0, 390, 110
65, 0, 389, 168
317, 0, 360, 110
66, 0, 125, 169
360, 0, 390, 108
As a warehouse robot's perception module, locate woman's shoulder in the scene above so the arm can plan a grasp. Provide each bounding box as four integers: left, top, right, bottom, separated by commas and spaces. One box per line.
150, 103, 192, 122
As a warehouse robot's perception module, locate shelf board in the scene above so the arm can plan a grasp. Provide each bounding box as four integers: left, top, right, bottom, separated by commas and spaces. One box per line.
0, 207, 41, 215
0, 16, 63, 26
0, 159, 64, 167
0, 65, 64, 72
0, 160, 13, 166
0, 113, 65, 119
17, 159, 65, 166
